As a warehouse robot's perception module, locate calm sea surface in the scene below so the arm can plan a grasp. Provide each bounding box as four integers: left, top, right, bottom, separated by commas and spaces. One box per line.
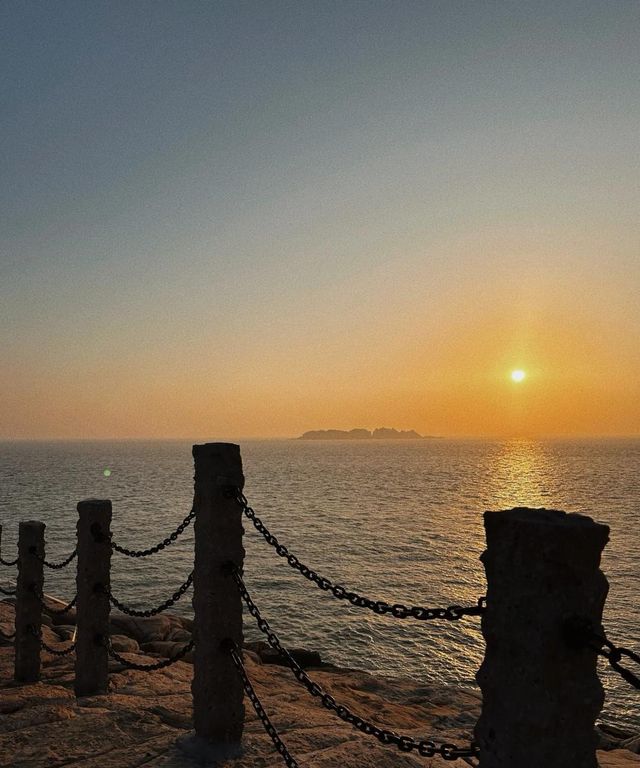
0, 438, 638, 729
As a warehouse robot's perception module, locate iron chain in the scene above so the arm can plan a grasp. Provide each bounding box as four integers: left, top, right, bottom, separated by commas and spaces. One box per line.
0, 584, 16, 596
231, 569, 479, 761
593, 632, 640, 690
29, 545, 77, 570
106, 570, 193, 617
28, 624, 76, 656
30, 583, 77, 616
104, 635, 194, 670
111, 507, 195, 558
0, 553, 18, 567
236, 491, 485, 621
229, 643, 300, 768
0, 628, 16, 642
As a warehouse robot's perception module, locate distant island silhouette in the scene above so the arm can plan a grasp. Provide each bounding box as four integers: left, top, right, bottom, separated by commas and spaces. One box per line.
299, 428, 440, 440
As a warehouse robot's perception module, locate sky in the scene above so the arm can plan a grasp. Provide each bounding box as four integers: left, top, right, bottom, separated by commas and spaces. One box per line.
1, 1, 639, 440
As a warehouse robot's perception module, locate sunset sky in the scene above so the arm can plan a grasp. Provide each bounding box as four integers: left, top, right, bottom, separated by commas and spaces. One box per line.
2, 1, 639, 440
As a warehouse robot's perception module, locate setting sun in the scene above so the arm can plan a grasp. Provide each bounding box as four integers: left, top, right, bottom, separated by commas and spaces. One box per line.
511, 370, 526, 383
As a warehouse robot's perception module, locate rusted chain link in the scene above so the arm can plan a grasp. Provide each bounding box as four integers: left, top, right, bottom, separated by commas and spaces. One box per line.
564, 617, 640, 691
28, 625, 76, 656
104, 636, 194, 670
228, 643, 300, 768
0, 628, 16, 641
594, 633, 640, 690
111, 508, 195, 558
236, 492, 485, 621
30, 583, 77, 616
105, 570, 193, 617
0, 584, 16, 596
231, 569, 479, 761
29, 545, 77, 570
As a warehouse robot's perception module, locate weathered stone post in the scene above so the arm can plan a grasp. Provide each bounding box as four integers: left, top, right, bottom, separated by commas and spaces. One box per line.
15, 521, 45, 681
475, 507, 609, 768
192, 443, 245, 746
75, 499, 112, 697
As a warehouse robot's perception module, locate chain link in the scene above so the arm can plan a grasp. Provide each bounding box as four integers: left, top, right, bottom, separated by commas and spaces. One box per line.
30, 583, 77, 616
236, 492, 485, 621
111, 508, 195, 558
229, 643, 300, 768
232, 569, 479, 761
0, 628, 16, 642
28, 624, 76, 656
0, 584, 16, 596
106, 570, 193, 617
593, 633, 640, 690
104, 635, 194, 670
0, 553, 18, 567
29, 545, 77, 570
564, 617, 640, 691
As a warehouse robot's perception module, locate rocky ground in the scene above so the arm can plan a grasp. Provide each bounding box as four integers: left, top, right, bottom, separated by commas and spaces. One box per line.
1, 599, 638, 768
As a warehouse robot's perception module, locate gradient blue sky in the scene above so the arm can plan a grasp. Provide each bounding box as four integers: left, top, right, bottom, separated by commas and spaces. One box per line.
2, 1, 639, 438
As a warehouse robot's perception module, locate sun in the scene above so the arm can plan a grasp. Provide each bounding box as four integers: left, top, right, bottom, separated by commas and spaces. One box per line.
511, 369, 526, 382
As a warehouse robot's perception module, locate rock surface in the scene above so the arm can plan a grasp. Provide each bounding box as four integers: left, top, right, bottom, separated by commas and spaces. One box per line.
1, 599, 639, 768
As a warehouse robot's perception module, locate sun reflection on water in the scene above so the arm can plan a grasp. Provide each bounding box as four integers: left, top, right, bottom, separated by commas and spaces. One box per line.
486, 439, 561, 511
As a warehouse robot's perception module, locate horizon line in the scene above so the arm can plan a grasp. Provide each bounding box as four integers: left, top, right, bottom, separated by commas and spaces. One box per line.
1, 434, 639, 443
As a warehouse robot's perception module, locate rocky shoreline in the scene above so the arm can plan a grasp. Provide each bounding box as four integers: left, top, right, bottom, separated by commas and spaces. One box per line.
1, 598, 639, 767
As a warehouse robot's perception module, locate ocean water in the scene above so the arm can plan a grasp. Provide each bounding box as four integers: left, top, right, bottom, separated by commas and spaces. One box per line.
0, 438, 638, 729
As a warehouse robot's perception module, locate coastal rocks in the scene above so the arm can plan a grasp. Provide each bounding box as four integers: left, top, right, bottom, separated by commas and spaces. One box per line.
110, 635, 139, 653
108, 614, 191, 644
41, 595, 77, 626
245, 640, 322, 668
597, 725, 640, 755
53, 625, 76, 641
2, 599, 639, 767
140, 641, 194, 663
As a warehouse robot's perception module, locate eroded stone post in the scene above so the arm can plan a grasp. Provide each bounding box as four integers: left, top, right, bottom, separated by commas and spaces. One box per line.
75, 499, 112, 697
192, 443, 245, 746
475, 507, 610, 768
15, 521, 45, 682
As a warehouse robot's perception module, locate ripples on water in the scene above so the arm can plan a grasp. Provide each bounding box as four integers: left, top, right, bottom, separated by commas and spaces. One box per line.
0, 438, 638, 729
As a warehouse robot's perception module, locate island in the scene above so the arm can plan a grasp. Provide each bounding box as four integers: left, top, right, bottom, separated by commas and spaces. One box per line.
299, 428, 439, 440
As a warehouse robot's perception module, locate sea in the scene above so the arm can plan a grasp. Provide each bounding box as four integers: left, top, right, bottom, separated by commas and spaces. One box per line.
0, 438, 638, 730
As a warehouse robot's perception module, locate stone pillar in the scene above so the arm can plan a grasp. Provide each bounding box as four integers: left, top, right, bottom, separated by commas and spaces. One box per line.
15, 521, 45, 682
192, 443, 245, 745
475, 507, 609, 768
75, 499, 112, 697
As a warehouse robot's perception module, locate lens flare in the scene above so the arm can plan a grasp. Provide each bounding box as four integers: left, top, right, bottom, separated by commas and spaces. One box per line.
511, 370, 526, 382
103, 468, 112, 477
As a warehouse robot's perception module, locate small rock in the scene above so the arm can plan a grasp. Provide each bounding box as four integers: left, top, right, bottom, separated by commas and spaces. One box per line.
254, 644, 322, 668
150, 705, 192, 730
110, 614, 173, 643
140, 641, 193, 663
55, 625, 76, 641
42, 596, 77, 625
621, 736, 640, 755
166, 627, 191, 642
110, 634, 140, 653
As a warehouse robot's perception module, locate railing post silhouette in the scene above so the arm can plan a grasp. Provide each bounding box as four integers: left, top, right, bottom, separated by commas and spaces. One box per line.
475, 507, 609, 768
75, 499, 112, 697
191, 443, 245, 747
15, 521, 45, 682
